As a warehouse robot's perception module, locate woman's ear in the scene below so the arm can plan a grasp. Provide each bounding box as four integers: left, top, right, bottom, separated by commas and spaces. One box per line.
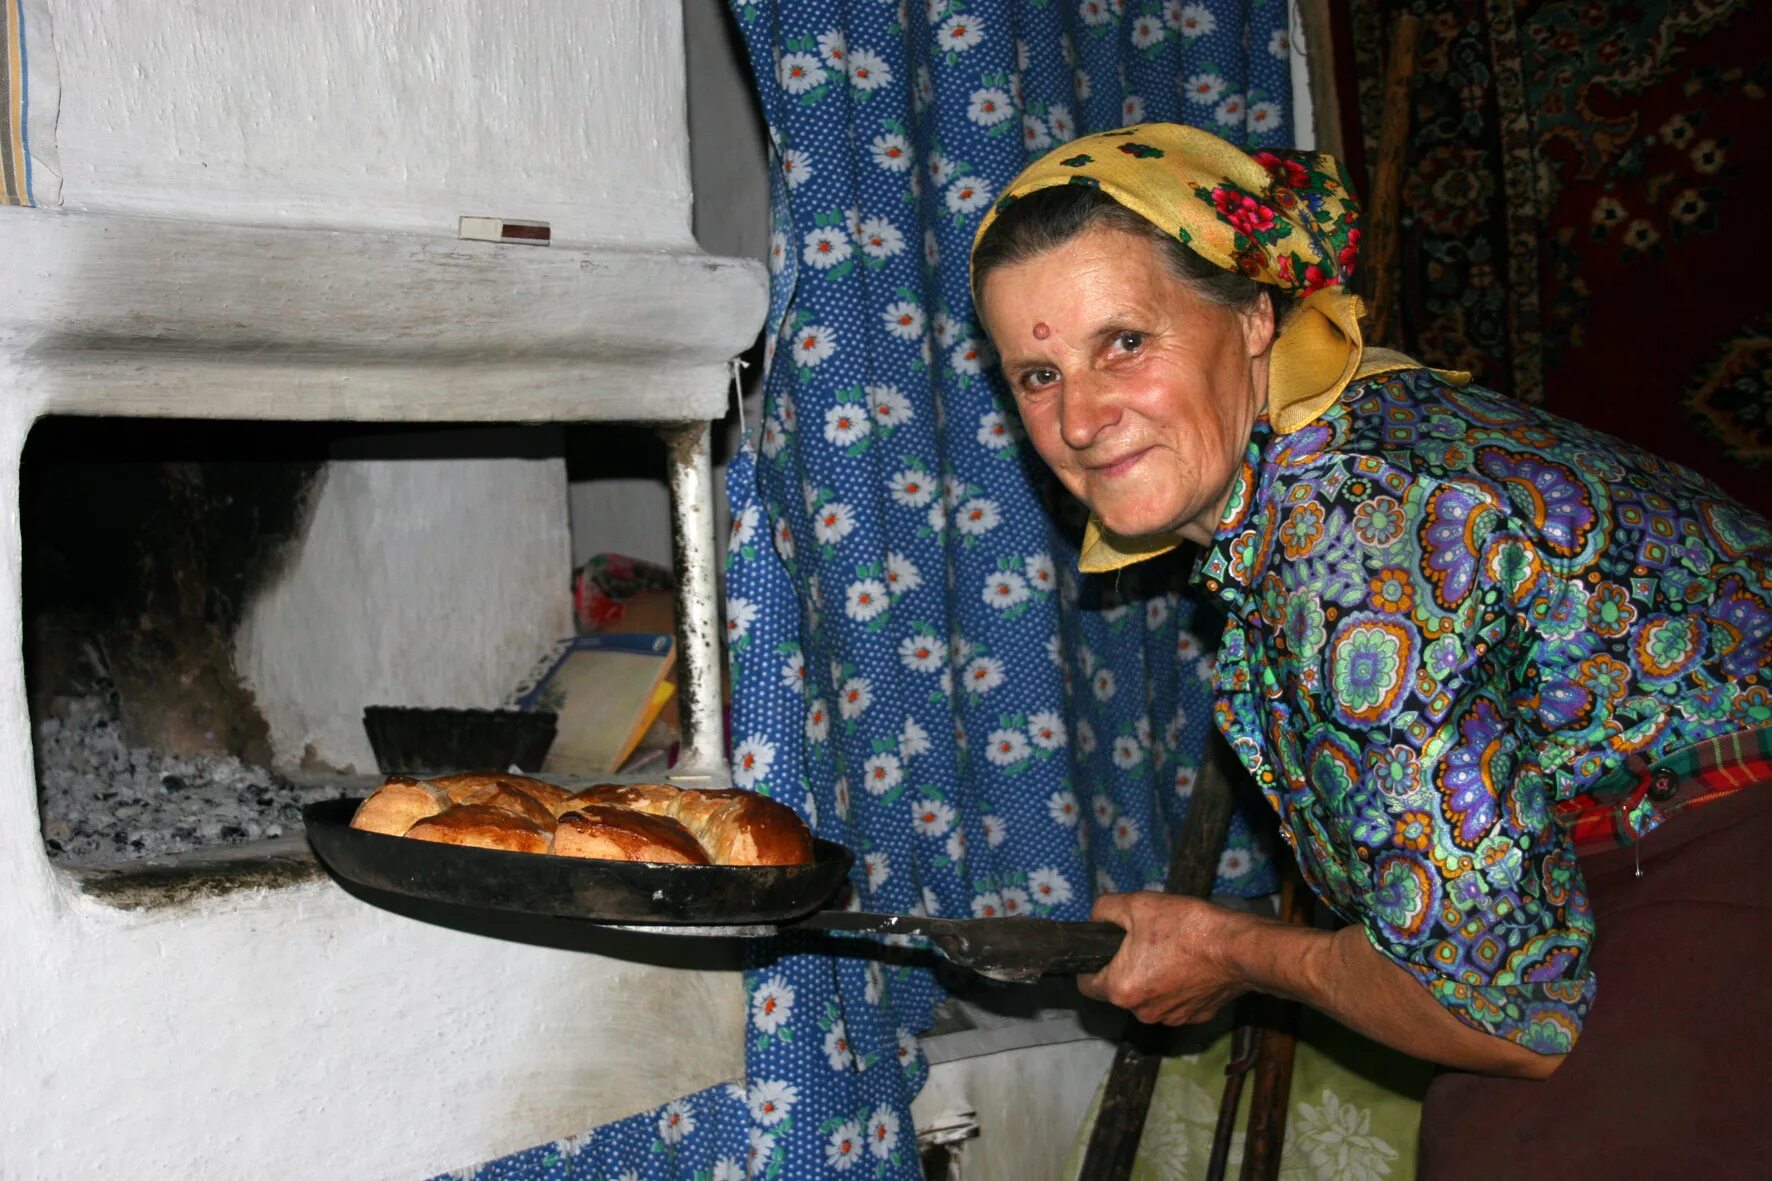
1240, 291, 1278, 360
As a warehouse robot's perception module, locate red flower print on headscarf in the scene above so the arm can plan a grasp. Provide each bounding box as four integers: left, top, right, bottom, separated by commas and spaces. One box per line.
1301, 264, 1341, 295
1338, 227, 1362, 276
1212, 187, 1277, 238
1252, 151, 1312, 190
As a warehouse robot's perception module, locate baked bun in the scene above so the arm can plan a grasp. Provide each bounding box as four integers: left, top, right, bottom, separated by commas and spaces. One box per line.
561, 782, 677, 817
405, 804, 553, 854
350, 777, 452, 836
426, 772, 566, 809
563, 783, 813, 866
554, 805, 710, 865
460, 781, 556, 830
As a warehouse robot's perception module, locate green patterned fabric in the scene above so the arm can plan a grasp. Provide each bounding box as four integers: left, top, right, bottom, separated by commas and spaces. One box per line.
1068, 1012, 1431, 1181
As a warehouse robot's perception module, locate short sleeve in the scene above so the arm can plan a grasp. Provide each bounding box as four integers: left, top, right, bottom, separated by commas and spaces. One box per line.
1261, 476, 1597, 1053
1349, 676, 1597, 1053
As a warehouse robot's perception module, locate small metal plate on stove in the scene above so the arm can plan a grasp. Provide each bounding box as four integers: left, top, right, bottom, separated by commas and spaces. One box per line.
302, 798, 853, 925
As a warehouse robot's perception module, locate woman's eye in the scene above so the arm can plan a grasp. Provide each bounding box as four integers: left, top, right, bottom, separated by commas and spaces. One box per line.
1021, 368, 1059, 390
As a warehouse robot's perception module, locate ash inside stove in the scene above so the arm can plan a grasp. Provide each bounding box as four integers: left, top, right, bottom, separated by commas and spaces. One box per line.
25, 417, 333, 866
35, 669, 342, 866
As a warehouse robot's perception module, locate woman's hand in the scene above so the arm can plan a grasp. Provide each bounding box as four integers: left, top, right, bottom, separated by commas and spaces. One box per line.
1077, 892, 1266, 1026
1080, 890, 1565, 1077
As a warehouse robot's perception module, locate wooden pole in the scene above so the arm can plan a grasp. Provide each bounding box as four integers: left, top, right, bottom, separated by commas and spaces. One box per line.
1205, 1014, 1261, 1181
1237, 874, 1311, 1181
1367, 13, 1420, 348
1077, 733, 1240, 1181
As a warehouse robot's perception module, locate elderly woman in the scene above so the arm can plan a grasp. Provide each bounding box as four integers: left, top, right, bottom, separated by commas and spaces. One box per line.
969, 123, 1771, 1176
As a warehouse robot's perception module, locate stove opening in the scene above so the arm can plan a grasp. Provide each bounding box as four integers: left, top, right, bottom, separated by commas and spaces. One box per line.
24, 416, 572, 866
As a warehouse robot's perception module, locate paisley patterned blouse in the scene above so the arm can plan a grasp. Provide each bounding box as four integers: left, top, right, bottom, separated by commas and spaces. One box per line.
1196, 365, 1772, 1051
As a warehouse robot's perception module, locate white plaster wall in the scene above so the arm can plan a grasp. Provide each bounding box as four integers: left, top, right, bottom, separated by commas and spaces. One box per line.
236, 447, 575, 773
2, 878, 747, 1179
571, 474, 678, 570
913, 1040, 1118, 1181
684, 0, 770, 265
38, 0, 696, 247
569, 0, 770, 572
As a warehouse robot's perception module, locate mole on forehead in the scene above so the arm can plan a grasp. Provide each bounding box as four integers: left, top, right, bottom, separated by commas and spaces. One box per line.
1032, 322, 1051, 339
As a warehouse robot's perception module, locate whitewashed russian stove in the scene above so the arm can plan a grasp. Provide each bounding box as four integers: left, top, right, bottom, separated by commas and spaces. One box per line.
0, 2, 762, 1176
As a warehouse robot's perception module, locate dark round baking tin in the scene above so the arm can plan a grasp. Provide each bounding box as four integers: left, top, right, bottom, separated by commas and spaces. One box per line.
302, 797, 853, 925
360, 706, 558, 776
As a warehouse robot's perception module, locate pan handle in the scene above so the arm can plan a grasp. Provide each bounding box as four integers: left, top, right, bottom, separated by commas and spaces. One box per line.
1037, 920, 1126, 975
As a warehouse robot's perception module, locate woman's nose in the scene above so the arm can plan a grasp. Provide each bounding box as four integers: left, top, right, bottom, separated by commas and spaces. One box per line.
1059, 377, 1121, 451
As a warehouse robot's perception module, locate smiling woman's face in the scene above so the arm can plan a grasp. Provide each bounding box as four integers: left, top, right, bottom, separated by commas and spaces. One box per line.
978, 225, 1275, 546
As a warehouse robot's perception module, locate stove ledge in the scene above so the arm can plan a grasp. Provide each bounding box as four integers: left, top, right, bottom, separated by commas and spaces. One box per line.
0, 208, 768, 424
65, 835, 326, 911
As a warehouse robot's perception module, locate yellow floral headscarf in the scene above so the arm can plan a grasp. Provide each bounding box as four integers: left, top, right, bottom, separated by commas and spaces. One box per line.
970, 123, 1459, 573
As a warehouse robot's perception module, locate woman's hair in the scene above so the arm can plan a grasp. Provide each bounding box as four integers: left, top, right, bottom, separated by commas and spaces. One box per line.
971, 184, 1277, 321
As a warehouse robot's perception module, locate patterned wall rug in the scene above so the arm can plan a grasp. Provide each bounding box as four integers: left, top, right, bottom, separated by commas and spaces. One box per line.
1345, 0, 1772, 514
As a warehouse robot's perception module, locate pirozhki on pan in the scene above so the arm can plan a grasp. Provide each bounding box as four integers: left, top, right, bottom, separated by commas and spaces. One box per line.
348, 772, 814, 866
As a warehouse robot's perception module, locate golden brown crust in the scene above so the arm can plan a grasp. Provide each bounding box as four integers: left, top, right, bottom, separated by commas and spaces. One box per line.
425, 773, 509, 804
562, 782, 677, 816
561, 783, 813, 866
426, 772, 563, 807
370, 774, 812, 866
350, 779, 452, 836
500, 777, 570, 812
404, 804, 553, 854
550, 782, 637, 818
554, 805, 710, 865
460, 781, 556, 830
702, 789, 816, 867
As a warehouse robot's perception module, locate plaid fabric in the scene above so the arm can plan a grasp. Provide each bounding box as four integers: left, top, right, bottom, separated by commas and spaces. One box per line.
1555, 725, 1772, 856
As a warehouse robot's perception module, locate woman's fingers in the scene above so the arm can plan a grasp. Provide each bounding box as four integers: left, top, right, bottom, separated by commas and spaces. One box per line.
1077, 892, 1137, 1000
1072, 893, 1247, 1022
1089, 891, 1137, 928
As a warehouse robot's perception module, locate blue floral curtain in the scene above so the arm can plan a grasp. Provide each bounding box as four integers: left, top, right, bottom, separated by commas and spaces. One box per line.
439, 2, 1291, 1177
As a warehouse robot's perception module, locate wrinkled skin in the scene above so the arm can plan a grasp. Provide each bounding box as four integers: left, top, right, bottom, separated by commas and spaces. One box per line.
1078, 891, 1263, 1025
977, 225, 1275, 546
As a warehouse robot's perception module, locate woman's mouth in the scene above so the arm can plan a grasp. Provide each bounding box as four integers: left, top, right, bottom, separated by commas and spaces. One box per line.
1088, 448, 1152, 479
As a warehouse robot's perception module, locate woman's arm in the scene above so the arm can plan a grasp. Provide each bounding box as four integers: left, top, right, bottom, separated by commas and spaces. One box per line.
1078, 891, 1563, 1079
